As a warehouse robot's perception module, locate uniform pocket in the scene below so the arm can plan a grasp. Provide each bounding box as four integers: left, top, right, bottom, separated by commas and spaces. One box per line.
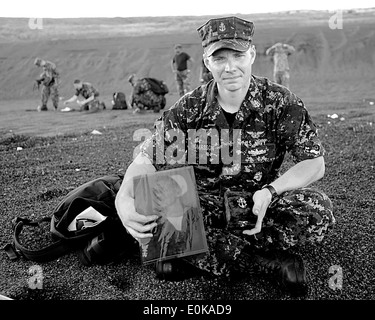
241, 143, 276, 182
223, 190, 257, 236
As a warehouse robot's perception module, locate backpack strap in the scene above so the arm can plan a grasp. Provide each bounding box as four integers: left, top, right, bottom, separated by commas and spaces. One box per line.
3, 217, 72, 262
3, 175, 125, 263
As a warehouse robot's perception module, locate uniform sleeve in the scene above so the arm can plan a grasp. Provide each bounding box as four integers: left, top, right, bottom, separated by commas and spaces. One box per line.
277, 94, 324, 163
140, 98, 188, 170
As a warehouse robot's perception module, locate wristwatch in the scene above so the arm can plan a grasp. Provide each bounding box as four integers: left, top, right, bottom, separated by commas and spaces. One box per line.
262, 184, 278, 199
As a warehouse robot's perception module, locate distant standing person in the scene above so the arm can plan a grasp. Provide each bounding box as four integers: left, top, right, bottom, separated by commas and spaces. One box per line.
34, 58, 60, 111
171, 44, 194, 97
265, 43, 295, 88
63, 79, 101, 113
199, 58, 213, 85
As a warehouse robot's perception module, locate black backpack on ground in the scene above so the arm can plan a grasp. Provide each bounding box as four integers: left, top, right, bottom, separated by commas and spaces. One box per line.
2, 175, 138, 265
112, 92, 128, 110
144, 78, 169, 96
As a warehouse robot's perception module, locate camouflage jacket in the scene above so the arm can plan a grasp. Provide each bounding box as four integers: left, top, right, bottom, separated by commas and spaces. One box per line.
39, 60, 59, 86
75, 82, 99, 100
131, 78, 164, 108
141, 75, 324, 195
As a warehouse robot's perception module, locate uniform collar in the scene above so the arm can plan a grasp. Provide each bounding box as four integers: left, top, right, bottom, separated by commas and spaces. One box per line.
205, 76, 265, 123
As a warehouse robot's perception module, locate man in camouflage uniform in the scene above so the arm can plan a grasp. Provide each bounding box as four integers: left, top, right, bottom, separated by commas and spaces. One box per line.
34, 58, 60, 111
63, 79, 101, 113
171, 44, 194, 97
266, 42, 295, 88
115, 17, 335, 296
128, 74, 165, 114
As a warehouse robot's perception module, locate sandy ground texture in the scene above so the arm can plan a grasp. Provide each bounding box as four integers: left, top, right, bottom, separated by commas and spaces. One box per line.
0, 100, 374, 302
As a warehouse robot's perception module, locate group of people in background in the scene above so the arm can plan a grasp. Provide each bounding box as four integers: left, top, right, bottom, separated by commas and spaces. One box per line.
33, 58, 105, 113
33, 40, 295, 113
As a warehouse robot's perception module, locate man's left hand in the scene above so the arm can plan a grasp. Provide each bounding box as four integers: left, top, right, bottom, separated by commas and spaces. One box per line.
243, 188, 272, 236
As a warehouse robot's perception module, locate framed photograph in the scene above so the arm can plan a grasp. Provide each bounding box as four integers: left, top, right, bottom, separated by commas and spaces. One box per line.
133, 166, 208, 265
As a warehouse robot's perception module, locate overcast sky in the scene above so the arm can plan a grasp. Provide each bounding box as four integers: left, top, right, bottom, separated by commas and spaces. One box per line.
1, 0, 374, 18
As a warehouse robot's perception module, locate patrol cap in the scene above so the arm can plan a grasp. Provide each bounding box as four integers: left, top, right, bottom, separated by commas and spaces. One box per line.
197, 16, 254, 56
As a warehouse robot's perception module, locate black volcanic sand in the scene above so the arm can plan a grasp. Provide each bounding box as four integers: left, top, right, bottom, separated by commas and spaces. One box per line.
0, 111, 374, 301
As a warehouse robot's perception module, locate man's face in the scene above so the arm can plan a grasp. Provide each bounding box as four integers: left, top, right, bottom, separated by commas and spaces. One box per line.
174, 46, 182, 54
205, 46, 256, 92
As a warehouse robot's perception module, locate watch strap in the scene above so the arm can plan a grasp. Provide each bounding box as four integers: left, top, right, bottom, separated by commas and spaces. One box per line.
262, 184, 278, 199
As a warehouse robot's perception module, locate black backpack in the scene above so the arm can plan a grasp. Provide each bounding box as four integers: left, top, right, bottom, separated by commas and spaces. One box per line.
3, 175, 138, 265
145, 78, 169, 95
112, 92, 128, 110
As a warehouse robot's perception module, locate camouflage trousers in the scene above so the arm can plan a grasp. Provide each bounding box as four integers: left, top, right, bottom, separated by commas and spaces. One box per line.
131, 92, 164, 110
185, 188, 335, 277
81, 99, 100, 113
274, 70, 290, 88
41, 84, 59, 109
175, 70, 191, 97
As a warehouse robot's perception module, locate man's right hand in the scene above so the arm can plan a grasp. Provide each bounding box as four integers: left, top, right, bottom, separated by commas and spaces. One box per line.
115, 153, 158, 241
115, 191, 159, 242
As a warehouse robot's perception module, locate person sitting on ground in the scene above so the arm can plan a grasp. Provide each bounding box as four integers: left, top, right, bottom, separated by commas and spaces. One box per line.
63, 80, 102, 113
114, 16, 335, 297
128, 74, 165, 114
